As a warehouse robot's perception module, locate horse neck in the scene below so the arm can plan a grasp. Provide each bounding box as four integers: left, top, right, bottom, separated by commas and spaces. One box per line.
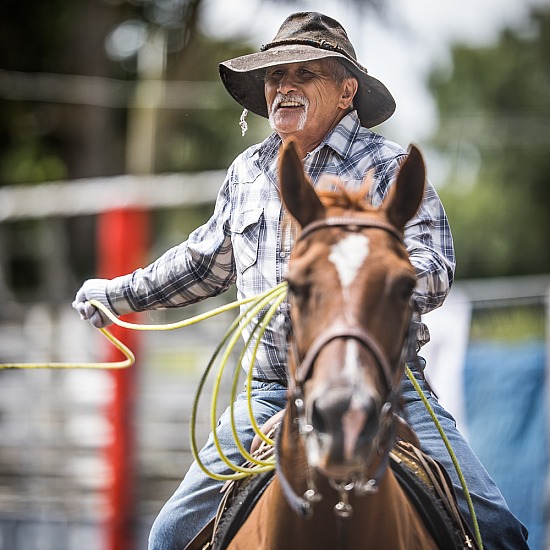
263, 406, 436, 550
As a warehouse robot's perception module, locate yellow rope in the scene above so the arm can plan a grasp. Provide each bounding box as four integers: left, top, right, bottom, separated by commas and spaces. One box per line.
88, 293, 271, 332
0, 282, 288, 481
208, 288, 281, 474
405, 365, 484, 550
0, 286, 284, 370
0, 327, 135, 369
189, 284, 286, 481
228, 292, 286, 462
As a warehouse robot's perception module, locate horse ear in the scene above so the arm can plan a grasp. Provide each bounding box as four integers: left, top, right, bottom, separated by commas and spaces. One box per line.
279, 140, 326, 228
384, 144, 426, 232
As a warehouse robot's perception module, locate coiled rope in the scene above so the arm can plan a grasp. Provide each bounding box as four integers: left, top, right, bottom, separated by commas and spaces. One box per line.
405, 366, 483, 549
189, 282, 287, 481
0, 284, 482, 547
0, 283, 288, 480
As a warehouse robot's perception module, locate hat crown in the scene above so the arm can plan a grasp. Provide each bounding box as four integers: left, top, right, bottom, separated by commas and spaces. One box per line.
219, 11, 396, 128
263, 12, 357, 62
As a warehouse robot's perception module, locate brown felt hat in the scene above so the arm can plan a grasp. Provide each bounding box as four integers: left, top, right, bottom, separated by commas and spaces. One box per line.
219, 12, 396, 128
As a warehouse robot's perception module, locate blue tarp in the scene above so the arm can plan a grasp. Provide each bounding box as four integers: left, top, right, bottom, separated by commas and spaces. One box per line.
465, 340, 547, 550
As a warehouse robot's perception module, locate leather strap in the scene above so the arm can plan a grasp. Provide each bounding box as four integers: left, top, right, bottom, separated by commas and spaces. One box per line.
298, 216, 403, 243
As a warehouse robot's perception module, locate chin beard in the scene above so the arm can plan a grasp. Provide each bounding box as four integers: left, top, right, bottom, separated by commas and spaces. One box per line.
268, 94, 309, 132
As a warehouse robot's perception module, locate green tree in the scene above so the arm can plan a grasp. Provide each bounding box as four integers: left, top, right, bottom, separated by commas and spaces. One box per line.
0, 0, 386, 184
429, 7, 550, 278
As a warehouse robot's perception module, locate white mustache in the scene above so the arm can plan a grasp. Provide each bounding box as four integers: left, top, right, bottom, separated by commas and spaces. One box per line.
270, 93, 309, 115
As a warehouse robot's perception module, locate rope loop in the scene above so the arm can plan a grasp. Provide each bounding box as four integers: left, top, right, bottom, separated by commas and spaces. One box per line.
0, 282, 289, 482
0, 283, 483, 549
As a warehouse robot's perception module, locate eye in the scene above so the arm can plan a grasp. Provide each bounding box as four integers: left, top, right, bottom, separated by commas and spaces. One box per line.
265, 69, 283, 81
298, 68, 314, 79
392, 274, 416, 302
285, 276, 301, 295
285, 273, 311, 300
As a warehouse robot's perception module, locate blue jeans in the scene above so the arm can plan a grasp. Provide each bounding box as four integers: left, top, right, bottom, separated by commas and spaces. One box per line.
149, 373, 529, 550
148, 380, 288, 550
402, 366, 529, 549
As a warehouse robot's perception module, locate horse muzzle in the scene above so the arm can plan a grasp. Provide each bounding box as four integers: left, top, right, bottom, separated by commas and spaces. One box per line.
305, 383, 381, 478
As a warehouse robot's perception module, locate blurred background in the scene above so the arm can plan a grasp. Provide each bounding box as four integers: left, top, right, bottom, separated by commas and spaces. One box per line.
0, 0, 548, 548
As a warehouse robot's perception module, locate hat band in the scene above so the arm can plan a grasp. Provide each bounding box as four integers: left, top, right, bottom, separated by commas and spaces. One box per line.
259, 38, 360, 66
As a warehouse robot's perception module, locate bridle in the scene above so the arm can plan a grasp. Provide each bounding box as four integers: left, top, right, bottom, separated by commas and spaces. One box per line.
290, 215, 411, 397
277, 215, 417, 521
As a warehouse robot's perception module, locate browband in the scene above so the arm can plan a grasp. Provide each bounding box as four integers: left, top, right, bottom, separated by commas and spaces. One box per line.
298, 216, 403, 243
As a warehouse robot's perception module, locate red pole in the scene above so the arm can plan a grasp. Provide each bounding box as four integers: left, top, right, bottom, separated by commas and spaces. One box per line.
97, 208, 149, 550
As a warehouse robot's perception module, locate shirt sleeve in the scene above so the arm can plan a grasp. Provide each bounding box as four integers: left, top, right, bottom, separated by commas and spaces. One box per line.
373, 155, 456, 315
105, 173, 236, 316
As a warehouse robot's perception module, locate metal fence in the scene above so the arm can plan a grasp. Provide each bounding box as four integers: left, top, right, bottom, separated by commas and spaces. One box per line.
0, 178, 548, 549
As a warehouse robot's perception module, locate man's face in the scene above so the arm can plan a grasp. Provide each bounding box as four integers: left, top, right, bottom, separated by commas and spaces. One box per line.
264, 59, 356, 150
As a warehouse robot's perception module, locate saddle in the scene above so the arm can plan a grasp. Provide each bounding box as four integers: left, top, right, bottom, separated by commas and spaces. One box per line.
185, 419, 279, 550
186, 415, 478, 550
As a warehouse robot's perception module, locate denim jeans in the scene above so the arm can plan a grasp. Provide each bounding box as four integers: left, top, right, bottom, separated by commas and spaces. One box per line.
148, 380, 288, 550
148, 372, 529, 550
401, 366, 529, 550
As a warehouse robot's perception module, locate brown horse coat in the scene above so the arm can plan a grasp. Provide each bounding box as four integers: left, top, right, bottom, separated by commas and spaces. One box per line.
225, 141, 452, 550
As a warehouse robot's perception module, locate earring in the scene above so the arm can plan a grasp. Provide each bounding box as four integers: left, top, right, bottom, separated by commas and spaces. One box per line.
239, 109, 249, 137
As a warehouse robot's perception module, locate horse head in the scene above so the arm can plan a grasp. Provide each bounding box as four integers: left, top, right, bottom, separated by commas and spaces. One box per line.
279, 140, 425, 483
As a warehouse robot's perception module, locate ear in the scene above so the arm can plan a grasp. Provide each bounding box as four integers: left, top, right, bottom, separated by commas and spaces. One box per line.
279, 139, 326, 228
383, 144, 426, 231
339, 78, 358, 110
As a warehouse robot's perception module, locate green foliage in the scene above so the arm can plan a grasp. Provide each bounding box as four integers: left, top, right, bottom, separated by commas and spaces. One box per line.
156, 32, 270, 173
469, 304, 545, 342
430, 7, 550, 279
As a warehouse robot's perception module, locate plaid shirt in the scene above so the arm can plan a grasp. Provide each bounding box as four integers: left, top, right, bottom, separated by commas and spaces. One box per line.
106, 111, 455, 381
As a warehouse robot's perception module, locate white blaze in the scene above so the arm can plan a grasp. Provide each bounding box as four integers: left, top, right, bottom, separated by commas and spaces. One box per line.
329, 233, 370, 291
344, 339, 361, 377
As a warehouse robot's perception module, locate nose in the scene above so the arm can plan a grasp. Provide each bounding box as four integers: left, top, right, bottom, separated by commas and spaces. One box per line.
311, 387, 350, 436
277, 73, 297, 95
311, 388, 380, 463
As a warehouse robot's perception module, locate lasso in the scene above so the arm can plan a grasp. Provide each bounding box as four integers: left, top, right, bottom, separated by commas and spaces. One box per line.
0, 283, 482, 547
0, 283, 289, 480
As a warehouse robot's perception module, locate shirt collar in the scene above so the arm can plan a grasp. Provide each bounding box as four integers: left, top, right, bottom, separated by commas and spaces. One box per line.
256, 109, 362, 165
321, 110, 361, 159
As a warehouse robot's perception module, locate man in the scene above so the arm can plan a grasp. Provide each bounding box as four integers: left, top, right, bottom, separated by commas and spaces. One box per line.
73, 12, 528, 550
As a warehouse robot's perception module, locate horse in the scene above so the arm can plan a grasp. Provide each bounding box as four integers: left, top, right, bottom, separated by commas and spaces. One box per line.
206, 141, 475, 550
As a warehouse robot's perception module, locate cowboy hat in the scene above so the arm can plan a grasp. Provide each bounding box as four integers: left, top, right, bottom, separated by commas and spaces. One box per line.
219, 12, 396, 128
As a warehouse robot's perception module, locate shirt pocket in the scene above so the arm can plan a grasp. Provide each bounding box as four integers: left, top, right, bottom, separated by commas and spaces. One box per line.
230, 208, 264, 274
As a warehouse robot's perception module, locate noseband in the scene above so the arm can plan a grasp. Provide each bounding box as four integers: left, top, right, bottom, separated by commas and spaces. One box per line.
279, 216, 414, 519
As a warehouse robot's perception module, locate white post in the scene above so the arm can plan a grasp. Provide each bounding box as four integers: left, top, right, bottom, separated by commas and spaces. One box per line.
126, 28, 167, 175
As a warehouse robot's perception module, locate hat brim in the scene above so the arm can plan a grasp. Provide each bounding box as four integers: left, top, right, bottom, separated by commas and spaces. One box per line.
219, 44, 396, 128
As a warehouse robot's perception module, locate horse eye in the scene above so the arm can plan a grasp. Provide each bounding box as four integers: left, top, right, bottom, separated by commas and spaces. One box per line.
394, 275, 416, 302
286, 278, 300, 295
285, 276, 309, 298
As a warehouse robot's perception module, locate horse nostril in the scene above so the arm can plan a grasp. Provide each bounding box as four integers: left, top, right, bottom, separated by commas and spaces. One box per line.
311, 401, 328, 434
310, 390, 350, 436
357, 397, 380, 443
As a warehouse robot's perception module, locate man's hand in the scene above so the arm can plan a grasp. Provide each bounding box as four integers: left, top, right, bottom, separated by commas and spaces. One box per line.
72, 279, 113, 328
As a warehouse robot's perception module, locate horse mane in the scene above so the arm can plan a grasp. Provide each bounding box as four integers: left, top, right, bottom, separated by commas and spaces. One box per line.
315, 174, 373, 213
281, 173, 374, 241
